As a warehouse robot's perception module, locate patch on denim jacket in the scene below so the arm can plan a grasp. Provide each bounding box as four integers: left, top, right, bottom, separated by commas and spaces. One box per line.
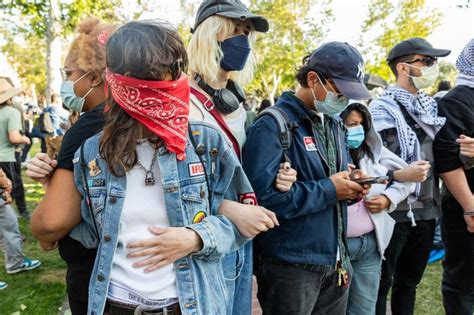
188, 162, 205, 177
192, 211, 207, 223
87, 178, 105, 187
239, 192, 257, 205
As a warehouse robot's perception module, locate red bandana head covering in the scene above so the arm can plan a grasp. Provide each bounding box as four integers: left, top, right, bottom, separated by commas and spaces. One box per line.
105, 68, 190, 160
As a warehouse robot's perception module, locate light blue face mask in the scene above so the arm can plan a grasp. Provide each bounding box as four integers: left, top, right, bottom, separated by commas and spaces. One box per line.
346, 124, 365, 149
60, 71, 93, 112
311, 76, 349, 115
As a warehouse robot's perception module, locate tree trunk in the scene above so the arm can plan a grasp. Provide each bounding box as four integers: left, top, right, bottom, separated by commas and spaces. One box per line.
45, 0, 62, 103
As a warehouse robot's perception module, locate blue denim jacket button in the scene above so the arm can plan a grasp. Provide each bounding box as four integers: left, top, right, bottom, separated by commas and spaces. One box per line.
110, 196, 117, 204
104, 235, 111, 242
97, 274, 104, 281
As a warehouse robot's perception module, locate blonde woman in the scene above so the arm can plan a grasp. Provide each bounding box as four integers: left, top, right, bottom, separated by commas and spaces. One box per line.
186, 0, 298, 313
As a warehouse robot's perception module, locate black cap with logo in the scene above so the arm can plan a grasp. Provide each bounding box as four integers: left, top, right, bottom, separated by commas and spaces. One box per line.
192, 0, 269, 34
307, 42, 370, 100
387, 37, 451, 62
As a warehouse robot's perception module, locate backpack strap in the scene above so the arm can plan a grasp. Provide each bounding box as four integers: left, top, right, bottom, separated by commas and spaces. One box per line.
80, 143, 100, 240
258, 107, 294, 164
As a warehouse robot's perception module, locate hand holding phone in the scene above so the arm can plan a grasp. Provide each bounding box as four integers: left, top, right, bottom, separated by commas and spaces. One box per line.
352, 176, 389, 185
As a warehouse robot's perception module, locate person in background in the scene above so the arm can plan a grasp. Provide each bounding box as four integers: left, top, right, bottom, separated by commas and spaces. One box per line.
27, 18, 117, 314
339, 103, 422, 315
243, 97, 257, 130
44, 93, 69, 159
369, 37, 450, 315
257, 98, 271, 114
0, 77, 30, 220
434, 38, 474, 315
0, 83, 40, 277
243, 42, 371, 314
433, 80, 452, 101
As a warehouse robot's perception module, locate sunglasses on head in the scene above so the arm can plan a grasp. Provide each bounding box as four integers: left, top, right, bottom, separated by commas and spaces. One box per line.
405, 56, 437, 67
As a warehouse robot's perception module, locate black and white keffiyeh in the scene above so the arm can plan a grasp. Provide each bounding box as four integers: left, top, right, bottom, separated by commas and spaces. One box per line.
383, 86, 446, 133
456, 38, 474, 87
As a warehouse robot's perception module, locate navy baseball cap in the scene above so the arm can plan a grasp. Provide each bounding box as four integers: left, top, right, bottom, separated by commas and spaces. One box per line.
192, 0, 269, 34
307, 42, 370, 100
387, 37, 451, 62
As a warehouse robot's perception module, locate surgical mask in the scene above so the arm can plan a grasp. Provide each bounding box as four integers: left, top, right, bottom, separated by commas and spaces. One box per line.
346, 125, 365, 149
220, 34, 251, 71
60, 71, 93, 112
311, 77, 349, 115
405, 63, 439, 90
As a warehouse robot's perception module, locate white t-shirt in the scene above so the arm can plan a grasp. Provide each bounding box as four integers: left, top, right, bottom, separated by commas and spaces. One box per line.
108, 141, 178, 304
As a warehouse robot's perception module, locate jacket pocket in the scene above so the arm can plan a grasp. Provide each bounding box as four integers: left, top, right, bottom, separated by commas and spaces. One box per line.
87, 188, 106, 227
181, 182, 209, 225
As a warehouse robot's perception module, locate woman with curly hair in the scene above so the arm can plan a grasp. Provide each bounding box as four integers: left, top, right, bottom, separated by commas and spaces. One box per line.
28, 17, 117, 314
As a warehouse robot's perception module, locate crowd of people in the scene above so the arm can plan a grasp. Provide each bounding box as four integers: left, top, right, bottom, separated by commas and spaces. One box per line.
0, 0, 473, 314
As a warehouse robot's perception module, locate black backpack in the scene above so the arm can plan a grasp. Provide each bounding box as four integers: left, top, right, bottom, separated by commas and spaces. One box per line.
38, 112, 54, 134
257, 107, 296, 163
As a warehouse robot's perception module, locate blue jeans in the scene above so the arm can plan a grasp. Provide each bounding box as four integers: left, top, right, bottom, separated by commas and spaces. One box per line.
256, 258, 351, 314
347, 231, 381, 315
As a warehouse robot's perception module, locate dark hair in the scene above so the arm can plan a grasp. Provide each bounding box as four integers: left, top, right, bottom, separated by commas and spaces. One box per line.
296, 54, 328, 87
388, 54, 415, 78
437, 80, 451, 92
100, 20, 189, 176
51, 93, 60, 103
339, 103, 375, 166
258, 99, 272, 113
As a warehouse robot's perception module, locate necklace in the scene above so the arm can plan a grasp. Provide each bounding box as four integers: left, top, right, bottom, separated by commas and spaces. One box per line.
136, 146, 159, 186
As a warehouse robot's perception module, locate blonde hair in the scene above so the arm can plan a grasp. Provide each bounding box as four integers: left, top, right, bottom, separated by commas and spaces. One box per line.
68, 17, 117, 73
187, 15, 256, 86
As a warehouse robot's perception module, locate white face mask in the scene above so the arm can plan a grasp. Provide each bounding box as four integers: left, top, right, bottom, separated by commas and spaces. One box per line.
405, 63, 439, 90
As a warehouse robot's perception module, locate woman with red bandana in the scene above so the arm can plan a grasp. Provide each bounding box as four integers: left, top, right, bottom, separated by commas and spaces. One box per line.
31, 20, 256, 315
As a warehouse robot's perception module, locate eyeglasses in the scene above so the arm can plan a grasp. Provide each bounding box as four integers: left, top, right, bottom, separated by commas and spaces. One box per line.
60, 68, 83, 81
405, 56, 437, 67
326, 81, 348, 101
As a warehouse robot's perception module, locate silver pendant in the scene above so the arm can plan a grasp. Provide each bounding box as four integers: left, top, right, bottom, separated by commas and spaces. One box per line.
145, 170, 155, 186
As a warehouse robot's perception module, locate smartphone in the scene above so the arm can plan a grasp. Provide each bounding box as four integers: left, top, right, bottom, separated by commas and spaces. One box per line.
353, 176, 389, 185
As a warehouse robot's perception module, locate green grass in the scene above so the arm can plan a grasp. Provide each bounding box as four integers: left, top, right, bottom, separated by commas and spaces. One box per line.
0, 143, 67, 315
0, 143, 446, 314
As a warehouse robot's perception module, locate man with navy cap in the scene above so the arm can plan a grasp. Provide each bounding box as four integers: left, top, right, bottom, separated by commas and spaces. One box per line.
369, 37, 450, 315
243, 42, 371, 314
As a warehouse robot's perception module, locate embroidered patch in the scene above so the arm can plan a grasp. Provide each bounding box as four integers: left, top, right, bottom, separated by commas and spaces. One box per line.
303, 137, 317, 151
188, 162, 205, 177
192, 211, 206, 223
90, 178, 105, 187
239, 192, 258, 205
88, 159, 102, 177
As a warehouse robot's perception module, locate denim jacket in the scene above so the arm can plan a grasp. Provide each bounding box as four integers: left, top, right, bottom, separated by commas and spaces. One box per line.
71, 121, 253, 315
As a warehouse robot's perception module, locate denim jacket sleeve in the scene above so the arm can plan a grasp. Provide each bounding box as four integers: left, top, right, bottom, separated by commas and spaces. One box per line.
70, 147, 100, 248
243, 117, 337, 220
186, 124, 250, 260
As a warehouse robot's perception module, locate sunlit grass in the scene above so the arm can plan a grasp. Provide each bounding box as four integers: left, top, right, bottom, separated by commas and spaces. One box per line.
0, 143, 66, 315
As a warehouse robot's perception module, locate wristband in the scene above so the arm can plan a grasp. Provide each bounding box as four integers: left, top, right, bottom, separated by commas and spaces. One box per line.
463, 211, 474, 216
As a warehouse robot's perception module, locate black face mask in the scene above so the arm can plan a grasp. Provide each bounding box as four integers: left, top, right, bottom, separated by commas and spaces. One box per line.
195, 74, 246, 115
